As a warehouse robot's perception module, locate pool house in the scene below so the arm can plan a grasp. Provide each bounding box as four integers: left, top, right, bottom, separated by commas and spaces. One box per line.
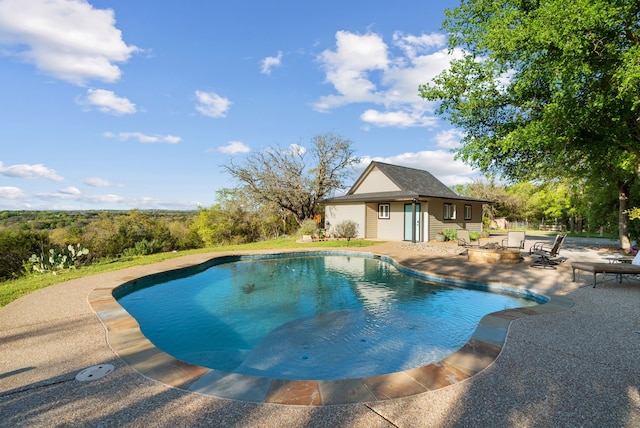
323, 161, 488, 242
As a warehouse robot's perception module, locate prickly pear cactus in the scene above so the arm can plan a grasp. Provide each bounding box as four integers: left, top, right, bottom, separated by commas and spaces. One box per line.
29, 244, 90, 274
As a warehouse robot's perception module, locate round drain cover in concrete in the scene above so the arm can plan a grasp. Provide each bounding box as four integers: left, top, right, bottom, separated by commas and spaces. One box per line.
76, 364, 115, 381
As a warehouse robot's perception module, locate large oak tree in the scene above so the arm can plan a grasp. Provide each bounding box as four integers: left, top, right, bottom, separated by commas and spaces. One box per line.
420, 0, 640, 247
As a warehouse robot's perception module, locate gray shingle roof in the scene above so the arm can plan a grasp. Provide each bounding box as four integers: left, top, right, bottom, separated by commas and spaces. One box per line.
370, 162, 460, 198
325, 161, 488, 203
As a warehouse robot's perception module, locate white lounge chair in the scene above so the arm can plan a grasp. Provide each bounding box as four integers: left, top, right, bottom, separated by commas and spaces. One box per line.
501, 231, 525, 249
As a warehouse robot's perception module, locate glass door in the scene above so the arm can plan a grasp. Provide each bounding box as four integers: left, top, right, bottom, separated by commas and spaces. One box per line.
404, 203, 421, 241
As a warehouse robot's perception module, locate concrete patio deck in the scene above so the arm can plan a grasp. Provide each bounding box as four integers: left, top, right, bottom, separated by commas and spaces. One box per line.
1, 236, 639, 427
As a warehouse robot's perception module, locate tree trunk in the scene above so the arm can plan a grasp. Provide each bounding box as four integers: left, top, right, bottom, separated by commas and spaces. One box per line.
577, 215, 583, 234
618, 181, 631, 249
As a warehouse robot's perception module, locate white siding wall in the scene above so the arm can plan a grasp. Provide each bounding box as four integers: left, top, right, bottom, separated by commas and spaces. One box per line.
351, 168, 400, 194
376, 202, 404, 240
324, 204, 366, 238
365, 203, 378, 238
422, 202, 429, 241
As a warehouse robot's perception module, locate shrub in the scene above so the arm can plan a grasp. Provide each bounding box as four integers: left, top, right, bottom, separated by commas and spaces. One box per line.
297, 218, 319, 237
122, 239, 163, 257
83, 210, 176, 257
169, 220, 204, 250
334, 220, 358, 239
443, 229, 458, 241
0, 230, 49, 280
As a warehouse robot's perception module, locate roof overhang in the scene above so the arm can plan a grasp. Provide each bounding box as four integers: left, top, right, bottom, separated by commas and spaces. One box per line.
324, 191, 490, 204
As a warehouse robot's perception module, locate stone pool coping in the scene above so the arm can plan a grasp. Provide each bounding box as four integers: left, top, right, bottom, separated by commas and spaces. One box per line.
88, 250, 574, 406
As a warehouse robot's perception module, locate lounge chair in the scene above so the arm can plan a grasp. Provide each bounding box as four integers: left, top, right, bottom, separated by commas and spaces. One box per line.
572, 262, 640, 287
501, 231, 525, 250
529, 234, 566, 268
457, 229, 479, 251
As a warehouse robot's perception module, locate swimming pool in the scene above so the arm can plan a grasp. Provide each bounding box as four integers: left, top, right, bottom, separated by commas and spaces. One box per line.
116, 252, 540, 381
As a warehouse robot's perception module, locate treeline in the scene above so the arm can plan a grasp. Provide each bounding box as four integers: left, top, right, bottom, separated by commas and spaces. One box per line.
455, 178, 640, 240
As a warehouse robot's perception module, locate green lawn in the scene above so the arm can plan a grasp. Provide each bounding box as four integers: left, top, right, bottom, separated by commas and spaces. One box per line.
0, 238, 377, 308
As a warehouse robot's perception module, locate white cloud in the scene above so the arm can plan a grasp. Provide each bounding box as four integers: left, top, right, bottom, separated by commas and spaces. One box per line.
288, 144, 306, 156
0, 0, 138, 85
104, 131, 181, 144
0, 161, 64, 181
359, 150, 477, 186
83, 194, 125, 204
314, 30, 464, 130
261, 51, 283, 75
30, 187, 197, 210
84, 177, 113, 187
59, 186, 81, 195
0, 186, 26, 199
392, 31, 446, 59
35, 191, 75, 201
314, 31, 389, 111
435, 129, 465, 149
381, 49, 458, 105
195, 90, 231, 118
78, 89, 137, 115
36, 189, 125, 204
217, 141, 250, 154
360, 109, 438, 128
130, 196, 200, 210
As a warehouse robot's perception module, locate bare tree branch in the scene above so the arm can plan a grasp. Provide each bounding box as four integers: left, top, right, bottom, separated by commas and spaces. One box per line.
223, 132, 360, 224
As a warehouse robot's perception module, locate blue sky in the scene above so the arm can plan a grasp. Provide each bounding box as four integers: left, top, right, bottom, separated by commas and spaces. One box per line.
0, 0, 477, 211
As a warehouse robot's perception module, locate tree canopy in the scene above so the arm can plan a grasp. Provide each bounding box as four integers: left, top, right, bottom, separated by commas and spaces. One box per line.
420, 0, 640, 246
223, 132, 360, 225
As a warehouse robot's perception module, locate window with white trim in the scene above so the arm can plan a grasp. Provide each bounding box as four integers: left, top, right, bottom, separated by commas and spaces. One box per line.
378, 203, 390, 219
444, 203, 456, 220
464, 204, 472, 220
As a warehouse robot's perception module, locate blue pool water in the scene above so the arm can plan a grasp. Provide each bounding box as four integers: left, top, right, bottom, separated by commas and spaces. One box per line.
117, 254, 539, 380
